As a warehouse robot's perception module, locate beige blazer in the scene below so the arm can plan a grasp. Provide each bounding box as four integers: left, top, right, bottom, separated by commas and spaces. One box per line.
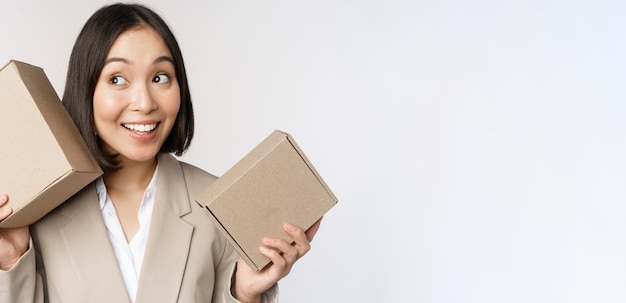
0, 153, 277, 303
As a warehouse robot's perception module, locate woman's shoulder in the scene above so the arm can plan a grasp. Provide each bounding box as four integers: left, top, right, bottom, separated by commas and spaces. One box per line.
159, 153, 215, 176
158, 153, 218, 194
180, 161, 218, 190
179, 160, 217, 181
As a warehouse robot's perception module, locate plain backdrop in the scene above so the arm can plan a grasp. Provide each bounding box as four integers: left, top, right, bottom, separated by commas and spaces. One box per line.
2, 0, 626, 302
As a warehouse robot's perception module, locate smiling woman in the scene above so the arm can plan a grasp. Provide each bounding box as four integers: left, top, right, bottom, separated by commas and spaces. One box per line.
0, 3, 321, 303
62, 7, 195, 173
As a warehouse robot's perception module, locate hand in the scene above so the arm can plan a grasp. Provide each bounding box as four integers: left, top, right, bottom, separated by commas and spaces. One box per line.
0, 194, 30, 271
234, 218, 323, 303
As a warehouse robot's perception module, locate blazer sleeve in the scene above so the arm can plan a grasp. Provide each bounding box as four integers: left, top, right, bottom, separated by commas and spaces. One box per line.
0, 240, 44, 303
213, 242, 279, 303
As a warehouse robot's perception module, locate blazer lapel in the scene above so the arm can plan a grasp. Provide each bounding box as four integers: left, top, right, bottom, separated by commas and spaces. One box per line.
135, 154, 194, 303
59, 184, 131, 303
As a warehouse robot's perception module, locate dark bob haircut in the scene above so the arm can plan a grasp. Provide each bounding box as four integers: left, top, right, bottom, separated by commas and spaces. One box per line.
62, 3, 194, 172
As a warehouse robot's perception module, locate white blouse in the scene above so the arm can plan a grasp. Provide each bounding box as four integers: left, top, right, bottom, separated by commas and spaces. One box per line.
95, 167, 158, 303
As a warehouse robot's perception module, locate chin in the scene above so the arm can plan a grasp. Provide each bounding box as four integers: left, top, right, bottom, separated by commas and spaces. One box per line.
121, 150, 161, 164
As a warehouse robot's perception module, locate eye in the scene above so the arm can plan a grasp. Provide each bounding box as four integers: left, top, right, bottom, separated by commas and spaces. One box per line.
109, 75, 128, 85
153, 73, 170, 84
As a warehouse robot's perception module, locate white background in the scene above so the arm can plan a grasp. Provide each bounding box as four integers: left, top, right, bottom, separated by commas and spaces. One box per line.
2, 1, 626, 302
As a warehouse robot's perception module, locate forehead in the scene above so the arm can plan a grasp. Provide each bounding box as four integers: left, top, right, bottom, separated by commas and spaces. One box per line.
107, 25, 172, 59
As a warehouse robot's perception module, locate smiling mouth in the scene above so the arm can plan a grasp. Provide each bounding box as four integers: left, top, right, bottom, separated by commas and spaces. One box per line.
122, 122, 159, 134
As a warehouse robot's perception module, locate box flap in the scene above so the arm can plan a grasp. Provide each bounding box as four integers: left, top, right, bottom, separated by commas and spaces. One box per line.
0, 170, 101, 228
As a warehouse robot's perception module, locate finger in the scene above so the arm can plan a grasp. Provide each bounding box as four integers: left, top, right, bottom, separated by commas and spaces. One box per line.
0, 208, 12, 220
0, 195, 12, 220
0, 194, 8, 207
305, 217, 323, 242
263, 237, 299, 263
283, 223, 311, 258
259, 245, 288, 271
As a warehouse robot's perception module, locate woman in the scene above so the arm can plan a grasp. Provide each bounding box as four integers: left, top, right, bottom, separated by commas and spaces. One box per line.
0, 3, 320, 303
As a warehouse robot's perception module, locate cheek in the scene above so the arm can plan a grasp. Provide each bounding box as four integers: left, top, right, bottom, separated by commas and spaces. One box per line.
92, 85, 124, 127
163, 88, 182, 119
165, 97, 181, 117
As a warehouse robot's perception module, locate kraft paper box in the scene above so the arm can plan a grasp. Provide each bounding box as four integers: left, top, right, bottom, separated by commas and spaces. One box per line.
0, 60, 103, 228
196, 130, 337, 271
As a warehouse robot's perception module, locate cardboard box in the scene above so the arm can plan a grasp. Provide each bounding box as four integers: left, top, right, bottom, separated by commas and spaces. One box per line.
0, 60, 103, 228
196, 130, 337, 271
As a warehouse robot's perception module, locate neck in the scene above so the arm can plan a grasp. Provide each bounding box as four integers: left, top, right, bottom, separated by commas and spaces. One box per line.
103, 156, 158, 192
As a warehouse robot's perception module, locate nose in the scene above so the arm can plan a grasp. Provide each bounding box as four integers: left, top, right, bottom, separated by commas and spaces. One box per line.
129, 83, 158, 113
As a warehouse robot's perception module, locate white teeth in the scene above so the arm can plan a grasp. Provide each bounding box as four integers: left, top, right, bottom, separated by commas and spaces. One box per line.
123, 123, 157, 132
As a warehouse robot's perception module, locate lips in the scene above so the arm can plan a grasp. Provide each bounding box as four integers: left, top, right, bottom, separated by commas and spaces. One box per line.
122, 122, 158, 134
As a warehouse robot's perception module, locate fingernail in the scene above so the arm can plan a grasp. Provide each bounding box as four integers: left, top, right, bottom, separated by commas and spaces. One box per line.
1, 208, 11, 215
284, 223, 296, 232
0, 195, 7, 203
263, 237, 274, 245
259, 246, 271, 254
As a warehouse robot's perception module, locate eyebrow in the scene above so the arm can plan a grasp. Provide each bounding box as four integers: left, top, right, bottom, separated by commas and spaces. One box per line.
154, 56, 174, 65
103, 55, 175, 66
104, 57, 130, 65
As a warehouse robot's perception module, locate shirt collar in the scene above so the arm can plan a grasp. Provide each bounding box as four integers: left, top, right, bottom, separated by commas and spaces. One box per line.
95, 165, 160, 210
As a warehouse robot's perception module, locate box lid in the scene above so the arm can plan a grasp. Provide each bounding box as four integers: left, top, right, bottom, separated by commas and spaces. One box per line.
197, 130, 337, 271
